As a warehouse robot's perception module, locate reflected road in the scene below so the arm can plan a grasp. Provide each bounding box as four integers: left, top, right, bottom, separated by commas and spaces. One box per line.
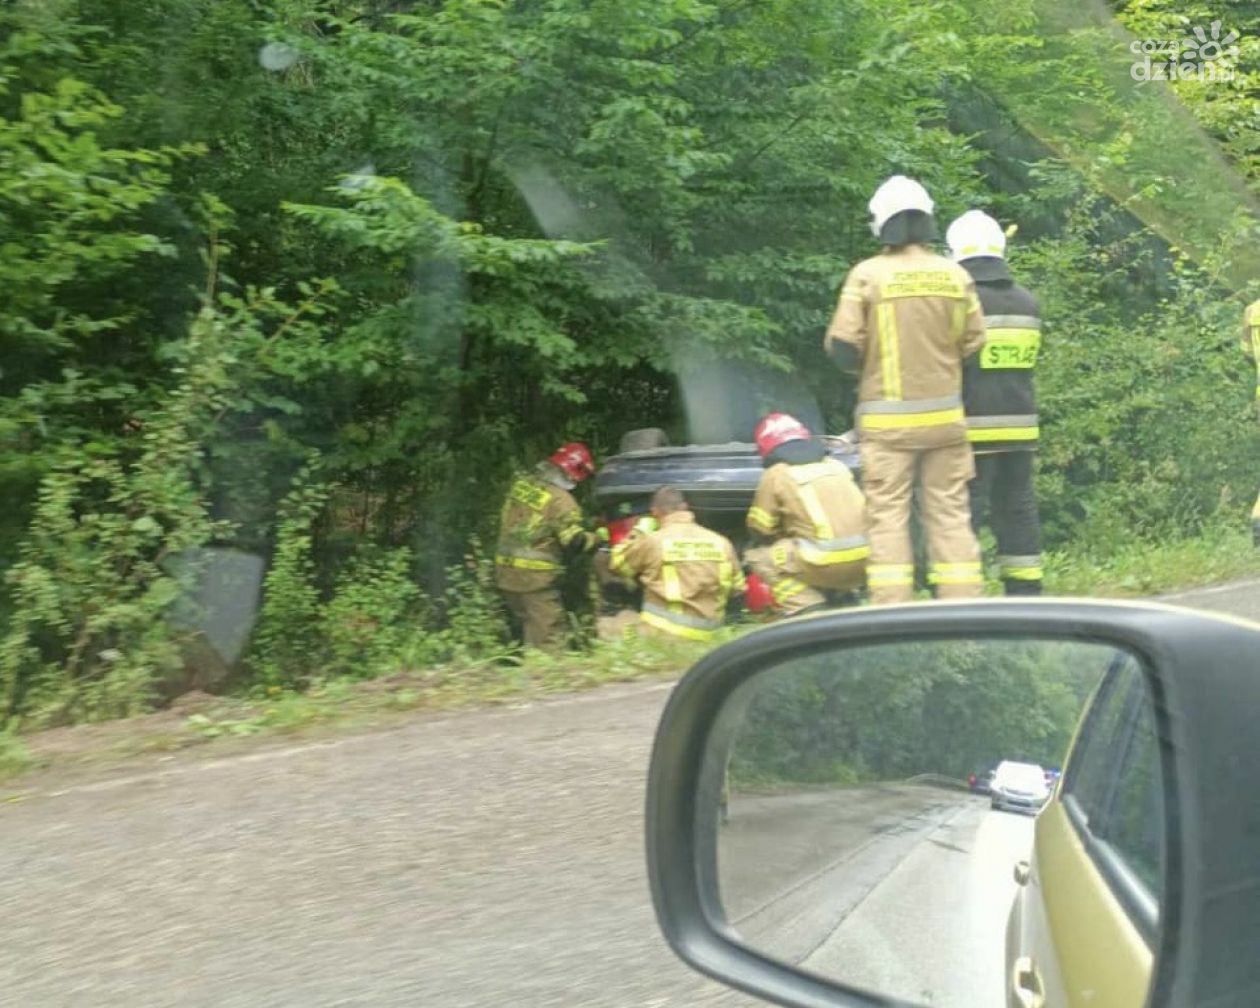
722, 786, 1033, 1007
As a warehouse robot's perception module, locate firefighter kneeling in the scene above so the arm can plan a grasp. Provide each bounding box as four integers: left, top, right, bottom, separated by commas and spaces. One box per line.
609, 487, 744, 642
743, 413, 869, 616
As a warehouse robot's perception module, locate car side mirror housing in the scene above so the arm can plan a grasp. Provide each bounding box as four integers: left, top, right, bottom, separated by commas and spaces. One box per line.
645, 600, 1260, 1008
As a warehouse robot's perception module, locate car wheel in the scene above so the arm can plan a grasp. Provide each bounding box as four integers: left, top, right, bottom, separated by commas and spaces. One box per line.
618, 427, 669, 453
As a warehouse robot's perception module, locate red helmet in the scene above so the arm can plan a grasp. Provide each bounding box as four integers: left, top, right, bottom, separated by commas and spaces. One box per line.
753, 413, 812, 458
548, 442, 596, 483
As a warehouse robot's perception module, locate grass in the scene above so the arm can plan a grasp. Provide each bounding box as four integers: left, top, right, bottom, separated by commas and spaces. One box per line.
0, 630, 731, 787
1042, 524, 1260, 597
4, 524, 1258, 789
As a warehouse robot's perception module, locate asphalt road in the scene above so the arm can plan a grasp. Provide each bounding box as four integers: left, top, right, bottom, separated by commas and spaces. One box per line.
717, 785, 1032, 1007
801, 801, 1033, 1007
2, 580, 1258, 1008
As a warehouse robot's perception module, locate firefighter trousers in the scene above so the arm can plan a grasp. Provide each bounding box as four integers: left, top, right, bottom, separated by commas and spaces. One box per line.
501, 586, 566, 649
860, 439, 981, 605
745, 540, 865, 617
969, 450, 1043, 595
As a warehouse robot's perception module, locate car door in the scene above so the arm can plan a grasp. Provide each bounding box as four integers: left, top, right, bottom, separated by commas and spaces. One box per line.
1008, 654, 1163, 1007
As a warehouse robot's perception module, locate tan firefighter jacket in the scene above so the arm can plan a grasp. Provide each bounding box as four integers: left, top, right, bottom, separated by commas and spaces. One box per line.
825, 245, 986, 448
1244, 299, 1260, 407
494, 473, 590, 593
746, 458, 869, 569
609, 511, 745, 641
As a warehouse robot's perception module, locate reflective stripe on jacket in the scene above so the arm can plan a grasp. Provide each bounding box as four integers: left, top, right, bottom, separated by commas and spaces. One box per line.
824, 246, 985, 448
494, 474, 585, 591
610, 511, 745, 641
960, 260, 1042, 452
746, 458, 869, 568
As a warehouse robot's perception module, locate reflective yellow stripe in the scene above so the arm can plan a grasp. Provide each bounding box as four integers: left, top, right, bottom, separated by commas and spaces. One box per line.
1252, 492, 1260, 520
557, 522, 585, 546
968, 426, 1039, 443
717, 561, 735, 608
839, 290, 864, 303
662, 564, 683, 608
929, 561, 983, 586
495, 553, 561, 572
800, 544, 871, 565
796, 483, 835, 541
877, 303, 902, 400
772, 577, 810, 603
640, 609, 714, 642
868, 564, 914, 586
1003, 567, 1044, 581
860, 407, 965, 430
609, 542, 631, 575
747, 506, 776, 534
771, 543, 789, 567
951, 300, 965, 341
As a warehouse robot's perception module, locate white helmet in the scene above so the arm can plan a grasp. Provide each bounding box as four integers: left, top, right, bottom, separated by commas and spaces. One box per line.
946, 210, 1007, 261
868, 175, 934, 237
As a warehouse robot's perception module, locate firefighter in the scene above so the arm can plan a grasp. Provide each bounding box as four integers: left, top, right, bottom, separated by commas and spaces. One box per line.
494, 442, 597, 648
609, 486, 745, 642
744, 412, 869, 616
946, 210, 1045, 595
1243, 297, 1260, 545
824, 175, 987, 604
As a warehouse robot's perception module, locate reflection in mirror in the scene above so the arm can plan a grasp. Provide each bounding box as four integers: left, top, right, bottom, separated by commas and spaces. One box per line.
706, 638, 1160, 1008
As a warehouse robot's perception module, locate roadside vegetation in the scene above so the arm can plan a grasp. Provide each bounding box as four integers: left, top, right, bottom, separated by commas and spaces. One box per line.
1, 1, 1258, 751
728, 640, 1109, 790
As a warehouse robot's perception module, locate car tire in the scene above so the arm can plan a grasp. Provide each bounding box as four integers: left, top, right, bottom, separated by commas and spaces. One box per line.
618, 427, 670, 453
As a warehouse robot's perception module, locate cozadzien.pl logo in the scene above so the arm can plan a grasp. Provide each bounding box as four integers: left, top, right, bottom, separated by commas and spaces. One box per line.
1130, 21, 1241, 85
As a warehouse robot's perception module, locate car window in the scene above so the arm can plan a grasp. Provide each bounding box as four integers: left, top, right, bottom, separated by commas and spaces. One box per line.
1098, 695, 1164, 898
996, 762, 1045, 789
1062, 658, 1163, 908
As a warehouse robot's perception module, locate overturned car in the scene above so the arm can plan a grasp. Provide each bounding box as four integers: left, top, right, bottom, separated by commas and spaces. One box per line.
589, 427, 861, 614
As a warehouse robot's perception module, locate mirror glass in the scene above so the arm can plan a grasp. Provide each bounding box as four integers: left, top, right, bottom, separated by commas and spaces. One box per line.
707, 637, 1162, 1008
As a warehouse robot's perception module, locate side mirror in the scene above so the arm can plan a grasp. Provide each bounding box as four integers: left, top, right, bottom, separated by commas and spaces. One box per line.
645, 600, 1260, 1008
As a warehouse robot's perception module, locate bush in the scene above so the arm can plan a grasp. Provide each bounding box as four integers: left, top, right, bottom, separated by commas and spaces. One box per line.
249, 473, 328, 688
322, 548, 422, 678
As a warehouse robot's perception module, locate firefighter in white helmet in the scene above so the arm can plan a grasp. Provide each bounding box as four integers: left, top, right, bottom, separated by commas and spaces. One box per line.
1243, 298, 1260, 545
946, 210, 1045, 594
824, 176, 986, 604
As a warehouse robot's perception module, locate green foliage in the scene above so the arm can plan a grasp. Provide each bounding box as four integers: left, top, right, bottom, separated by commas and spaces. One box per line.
0, 0, 1256, 728
321, 548, 422, 678
0, 732, 32, 778
249, 471, 328, 688
730, 640, 1107, 789
0, 291, 231, 726
425, 548, 513, 664
0, 219, 337, 725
